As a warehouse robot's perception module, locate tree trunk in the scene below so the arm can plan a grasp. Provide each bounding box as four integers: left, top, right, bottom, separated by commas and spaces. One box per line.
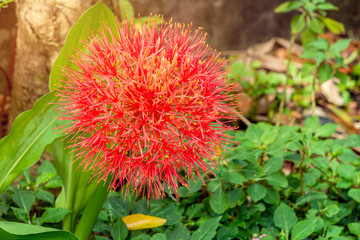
8, 0, 115, 127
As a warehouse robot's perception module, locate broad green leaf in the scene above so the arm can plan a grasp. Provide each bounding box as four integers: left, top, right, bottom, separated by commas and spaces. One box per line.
38, 207, 71, 224
304, 116, 320, 133
308, 38, 328, 50
338, 149, 359, 164
326, 225, 343, 238
311, 157, 329, 170
337, 164, 356, 181
227, 188, 245, 208
315, 123, 338, 138
186, 203, 203, 220
245, 124, 263, 145
291, 15, 306, 34
317, 2, 338, 11
111, 219, 128, 240
12, 189, 35, 214
291, 220, 315, 240
216, 226, 239, 240
348, 222, 360, 236
210, 186, 228, 213
49, 1, 116, 90
222, 171, 245, 185
318, 63, 333, 83
247, 184, 267, 202
300, 28, 317, 45
190, 216, 221, 240
119, 0, 134, 19
132, 199, 150, 215
323, 18, 345, 35
263, 188, 280, 205
301, 62, 316, 77
348, 188, 360, 203
264, 157, 284, 174
36, 190, 55, 205
0, 91, 63, 193
0, 221, 78, 240
165, 222, 190, 240
151, 233, 167, 240
329, 39, 351, 57
295, 192, 327, 207
151, 203, 181, 225
11, 207, 29, 223
266, 172, 288, 188
275, 1, 302, 13
122, 214, 166, 230
274, 203, 297, 235
309, 17, 324, 34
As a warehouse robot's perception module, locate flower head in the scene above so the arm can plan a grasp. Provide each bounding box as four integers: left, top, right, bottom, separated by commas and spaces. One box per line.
57, 17, 235, 199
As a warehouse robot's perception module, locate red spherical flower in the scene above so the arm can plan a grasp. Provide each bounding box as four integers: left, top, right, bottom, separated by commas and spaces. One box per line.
57, 18, 235, 199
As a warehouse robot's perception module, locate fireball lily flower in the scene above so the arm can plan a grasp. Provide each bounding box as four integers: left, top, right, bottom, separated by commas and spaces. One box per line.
57, 17, 235, 199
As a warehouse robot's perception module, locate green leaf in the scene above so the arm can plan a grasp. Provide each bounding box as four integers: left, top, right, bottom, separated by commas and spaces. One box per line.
315, 123, 338, 138
0, 92, 63, 193
326, 225, 343, 238
274, 203, 297, 234
263, 188, 280, 205
222, 171, 245, 185
132, 199, 150, 215
151, 203, 181, 225
317, 2, 338, 11
216, 226, 239, 240
309, 17, 324, 34
264, 157, 284, 174
11, 207, 29, 223
312, 157, 329, 170
337, 164, 357, 181
245, 124, 263, 145
36, 190, 55, 205
301, 62, 317, 78
210, 186, 228, 214
151, 233, 167, 240
318, 63, 333, 83
348, 188, 360, 203
0, 221, 78, 239
295, 192, 327, 207
37, 207, 71, 224
190, 216, 221, 240
266, 172, 288, 188
275, 1, 302, 13
304, 116, 321, 133
323, 18, 345, 34
247, 184, 267, 202
186, 203, 203, 220
329, 39, 351, 57
227, 189, 245, 208
291, 15, 306, 34
119, 0, 134, 19
291, 220, 315, 240
12, 189, 35, 214
49, 1, 116, 90
309, 38, 329, 50
348, 222, 360, 236
111, 219, 128, 240
165, 222, 190, 240
300, 28, 317, 45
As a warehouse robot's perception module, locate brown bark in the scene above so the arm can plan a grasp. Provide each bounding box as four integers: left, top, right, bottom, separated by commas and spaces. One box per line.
8, 0, 115, 127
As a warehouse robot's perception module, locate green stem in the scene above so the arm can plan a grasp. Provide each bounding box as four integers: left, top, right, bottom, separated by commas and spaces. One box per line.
62, 171, 75, 232
74, 181, 110, 240
276, 35, 297, 127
